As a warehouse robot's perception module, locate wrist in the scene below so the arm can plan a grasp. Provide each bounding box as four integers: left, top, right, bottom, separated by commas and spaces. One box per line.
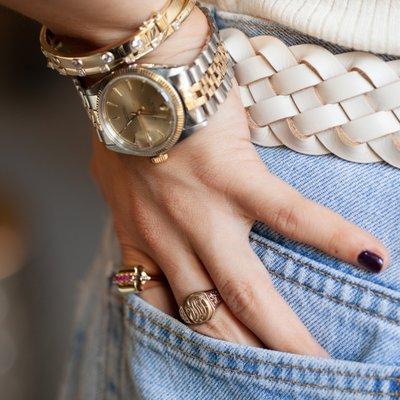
140, 7, 209, 65
44, 0, 168, 47
50, 4, 209, 66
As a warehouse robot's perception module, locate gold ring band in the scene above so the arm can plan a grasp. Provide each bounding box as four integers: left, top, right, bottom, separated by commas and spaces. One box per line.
112, 266, 160, 293
179, 289, 222, 325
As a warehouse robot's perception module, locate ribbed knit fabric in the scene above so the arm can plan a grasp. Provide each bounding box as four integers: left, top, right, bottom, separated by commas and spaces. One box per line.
205, 0, 400, 56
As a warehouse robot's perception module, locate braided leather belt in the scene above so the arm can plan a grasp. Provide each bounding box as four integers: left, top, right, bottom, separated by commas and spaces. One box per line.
221, 28, 400, 169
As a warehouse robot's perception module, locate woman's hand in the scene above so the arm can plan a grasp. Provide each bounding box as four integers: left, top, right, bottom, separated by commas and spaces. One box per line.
87, 5, 389, 358
14, 0, 386, 356
91, 11, 389, 355
92, 81, 388, 356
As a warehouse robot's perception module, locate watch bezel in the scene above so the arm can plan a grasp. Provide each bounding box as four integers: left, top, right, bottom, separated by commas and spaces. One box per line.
97, 67, 185, 157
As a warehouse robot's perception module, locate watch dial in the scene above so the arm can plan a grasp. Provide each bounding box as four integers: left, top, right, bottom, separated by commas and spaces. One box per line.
100, 74, 177, 152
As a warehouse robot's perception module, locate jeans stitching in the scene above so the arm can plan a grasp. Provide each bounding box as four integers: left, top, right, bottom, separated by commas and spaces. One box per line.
268, 269, 400, 325
128, 317, 400, 397
250, 236, 400, 303
122, 300, 400, 382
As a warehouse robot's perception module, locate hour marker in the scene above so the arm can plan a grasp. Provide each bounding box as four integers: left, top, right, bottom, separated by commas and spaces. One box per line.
159, 105, 168, 112
150, 114, 168, 120
126, 80, 133, 91
107, 101, 118, 107
145, 131, 153, 145
110, 115, 120, 120
113, 87, 123, 97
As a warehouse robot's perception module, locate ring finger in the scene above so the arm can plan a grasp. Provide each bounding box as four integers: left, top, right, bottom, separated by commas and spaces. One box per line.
121, 227, 262, 347
153, 239, 262, 347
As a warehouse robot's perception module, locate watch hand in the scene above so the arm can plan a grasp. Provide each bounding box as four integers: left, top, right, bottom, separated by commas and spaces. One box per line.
126, 117, 136, 127
120, 115, 137, 134
140, 112, 169, 120
137, 115, 153, 146
137, 114, 145, 131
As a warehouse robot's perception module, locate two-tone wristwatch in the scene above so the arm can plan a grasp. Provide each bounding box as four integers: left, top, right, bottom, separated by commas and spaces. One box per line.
40, 3, 233, 163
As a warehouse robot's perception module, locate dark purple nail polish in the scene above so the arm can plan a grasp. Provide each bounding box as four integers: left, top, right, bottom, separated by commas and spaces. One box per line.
357, 250, 384, 273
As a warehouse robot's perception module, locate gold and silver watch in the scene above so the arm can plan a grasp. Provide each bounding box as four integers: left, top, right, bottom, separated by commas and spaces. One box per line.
40, 4, 233, 163
76, 18, 232, 163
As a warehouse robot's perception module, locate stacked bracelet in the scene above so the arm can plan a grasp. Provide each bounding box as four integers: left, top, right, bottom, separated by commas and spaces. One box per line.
40, 0, 196, 76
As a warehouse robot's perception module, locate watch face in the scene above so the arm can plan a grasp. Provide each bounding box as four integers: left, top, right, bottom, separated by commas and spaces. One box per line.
98, 68, 184, 156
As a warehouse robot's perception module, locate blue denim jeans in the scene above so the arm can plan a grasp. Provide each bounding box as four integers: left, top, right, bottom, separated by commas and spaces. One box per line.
59, 9, 400, 400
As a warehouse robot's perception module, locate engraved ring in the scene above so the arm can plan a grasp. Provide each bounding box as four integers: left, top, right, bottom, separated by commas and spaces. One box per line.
179, 290, 223, 325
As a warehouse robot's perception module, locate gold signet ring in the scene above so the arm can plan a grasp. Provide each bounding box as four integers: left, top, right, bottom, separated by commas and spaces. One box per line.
179, 290, 222, 325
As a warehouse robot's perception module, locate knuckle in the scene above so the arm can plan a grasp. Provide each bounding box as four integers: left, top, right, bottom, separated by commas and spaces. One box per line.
220, 279, 255, 318
326, 227, 347, 257
270, 203, 301, 237
137, 223, 158, 248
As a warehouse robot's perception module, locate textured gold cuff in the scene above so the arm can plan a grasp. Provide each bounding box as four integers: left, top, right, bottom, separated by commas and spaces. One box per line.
40, 0, 196, 76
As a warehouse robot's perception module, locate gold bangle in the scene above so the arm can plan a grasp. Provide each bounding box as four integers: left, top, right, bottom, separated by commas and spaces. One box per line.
40, 0, 196, 77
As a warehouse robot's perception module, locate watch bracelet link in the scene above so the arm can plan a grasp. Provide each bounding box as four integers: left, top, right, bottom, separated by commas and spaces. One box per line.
41, 0, 196, 77
73, 81, 104, 143
167, 7, 234, 127
74, 8, 234, 144
171, 40, 233, 130
184, 44, 231, 111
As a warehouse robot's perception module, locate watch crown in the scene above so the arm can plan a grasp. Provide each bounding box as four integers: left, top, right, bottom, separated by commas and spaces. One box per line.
151, 154, 169, 164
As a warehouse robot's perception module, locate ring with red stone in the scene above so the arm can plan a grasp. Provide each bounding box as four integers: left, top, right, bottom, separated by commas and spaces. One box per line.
112, 266, 160, 293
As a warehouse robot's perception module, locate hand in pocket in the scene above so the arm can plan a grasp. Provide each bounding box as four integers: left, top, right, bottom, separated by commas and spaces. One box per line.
92, 85, 389, 357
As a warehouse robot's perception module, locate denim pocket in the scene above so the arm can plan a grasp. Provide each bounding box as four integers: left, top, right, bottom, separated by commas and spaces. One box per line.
122, 234, 400, 400
249, 231, 400, 366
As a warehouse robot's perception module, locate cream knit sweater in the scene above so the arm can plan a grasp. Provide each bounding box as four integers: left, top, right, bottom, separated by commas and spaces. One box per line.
207, 0, 400, 56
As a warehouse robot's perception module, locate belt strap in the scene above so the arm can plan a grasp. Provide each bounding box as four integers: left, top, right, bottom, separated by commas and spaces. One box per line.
221, 28, 400, 168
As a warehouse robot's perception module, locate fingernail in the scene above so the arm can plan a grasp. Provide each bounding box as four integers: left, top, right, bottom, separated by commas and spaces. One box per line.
357, 250, 384, 273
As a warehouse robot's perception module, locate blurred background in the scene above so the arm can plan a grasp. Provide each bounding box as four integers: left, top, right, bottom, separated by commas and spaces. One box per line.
0, 6, 106, 400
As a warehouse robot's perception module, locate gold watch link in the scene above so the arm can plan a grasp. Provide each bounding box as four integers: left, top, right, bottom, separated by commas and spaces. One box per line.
182, 43, 231, 111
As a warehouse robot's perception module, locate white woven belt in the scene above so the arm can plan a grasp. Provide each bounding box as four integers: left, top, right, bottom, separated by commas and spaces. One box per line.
220, 28, 400, 169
